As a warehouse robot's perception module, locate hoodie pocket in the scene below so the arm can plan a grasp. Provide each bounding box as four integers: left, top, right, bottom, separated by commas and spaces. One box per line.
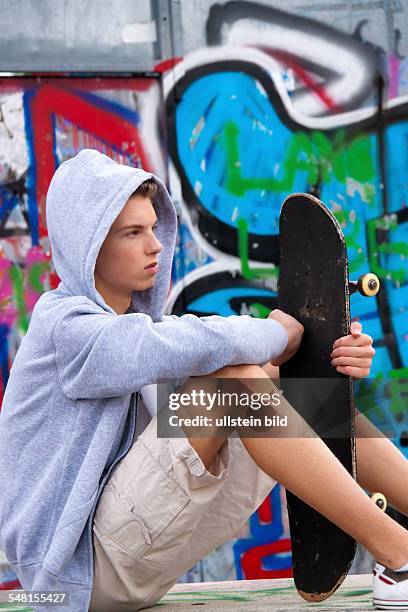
93, 447, 189, 560
43, 486, 100, 575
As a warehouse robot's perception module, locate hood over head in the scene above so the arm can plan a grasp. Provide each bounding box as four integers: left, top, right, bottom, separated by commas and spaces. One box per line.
45, 149, 177, 321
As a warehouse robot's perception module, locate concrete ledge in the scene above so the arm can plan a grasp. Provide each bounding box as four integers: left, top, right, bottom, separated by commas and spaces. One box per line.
0, 574, 374, 611
155, 574, 373, 611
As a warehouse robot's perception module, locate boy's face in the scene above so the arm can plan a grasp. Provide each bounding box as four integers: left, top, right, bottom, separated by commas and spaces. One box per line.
94, 194, 163, 314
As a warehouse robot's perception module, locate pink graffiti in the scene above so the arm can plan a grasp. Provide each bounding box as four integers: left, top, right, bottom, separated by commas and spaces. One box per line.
388, 54, 400, 99
0, 245, 54, 328
0, 249, 16, 326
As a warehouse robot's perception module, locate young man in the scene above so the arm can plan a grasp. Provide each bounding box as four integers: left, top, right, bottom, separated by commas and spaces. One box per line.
0, 149, 406, 612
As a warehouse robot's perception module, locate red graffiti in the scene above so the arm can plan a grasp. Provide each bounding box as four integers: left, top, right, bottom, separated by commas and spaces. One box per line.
29, 84, 152, 240
241, 538, 293, 579
256, 47, 339, 112
257, 493, 273, 524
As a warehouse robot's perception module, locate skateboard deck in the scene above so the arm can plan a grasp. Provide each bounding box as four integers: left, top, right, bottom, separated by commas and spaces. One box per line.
277, 193, 379, 602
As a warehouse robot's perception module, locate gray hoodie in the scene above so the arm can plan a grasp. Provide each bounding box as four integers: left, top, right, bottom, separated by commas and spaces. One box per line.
0, 149, 288, 611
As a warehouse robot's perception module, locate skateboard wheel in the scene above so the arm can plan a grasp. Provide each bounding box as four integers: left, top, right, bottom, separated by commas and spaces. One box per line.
358, 273, 380, 297
371, 492, 387, 512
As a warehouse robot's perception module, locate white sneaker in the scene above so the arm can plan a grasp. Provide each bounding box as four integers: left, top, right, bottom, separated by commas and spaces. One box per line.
373, 562, 408, 609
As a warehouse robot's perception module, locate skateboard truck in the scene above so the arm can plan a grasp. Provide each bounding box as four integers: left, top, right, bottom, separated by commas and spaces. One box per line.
349, 273, 380, 297
371, 492, 387, 512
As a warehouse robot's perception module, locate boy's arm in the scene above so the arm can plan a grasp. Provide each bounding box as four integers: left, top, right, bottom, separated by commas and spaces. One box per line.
262, 362, 280, 379
53, 304, 288, 400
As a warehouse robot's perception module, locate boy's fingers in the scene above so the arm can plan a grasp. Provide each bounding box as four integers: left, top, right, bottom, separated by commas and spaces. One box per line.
332, 333, 373, 349
331, 356, 373, 368
335, 365, 370, 378
350, 321, 362, 337
331, 345, 375, 359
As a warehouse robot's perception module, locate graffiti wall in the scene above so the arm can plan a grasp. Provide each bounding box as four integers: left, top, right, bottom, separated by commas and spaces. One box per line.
161, 0, 408, 582
0, 75, 168, 590
0, 75, 166, 394
0, 0, 407, 591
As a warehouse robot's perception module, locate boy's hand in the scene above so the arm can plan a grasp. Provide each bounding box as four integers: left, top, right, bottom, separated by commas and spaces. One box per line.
330, 322, 375, 378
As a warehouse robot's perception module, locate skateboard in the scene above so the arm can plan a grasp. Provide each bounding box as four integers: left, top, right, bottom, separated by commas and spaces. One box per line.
278, 193, 381, 602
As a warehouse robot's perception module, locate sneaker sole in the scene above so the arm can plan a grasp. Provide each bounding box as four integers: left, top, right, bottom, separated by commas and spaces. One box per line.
373, 597, 408, 610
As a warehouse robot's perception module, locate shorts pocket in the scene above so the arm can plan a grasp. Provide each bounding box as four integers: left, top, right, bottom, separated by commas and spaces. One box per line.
93, 442, 189, 560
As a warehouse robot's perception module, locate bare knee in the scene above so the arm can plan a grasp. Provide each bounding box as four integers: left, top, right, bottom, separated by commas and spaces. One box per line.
204, 363, 266, 379
187, 436, 229, 473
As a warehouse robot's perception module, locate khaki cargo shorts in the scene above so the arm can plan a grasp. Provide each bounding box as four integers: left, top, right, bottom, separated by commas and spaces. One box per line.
89, 399, 277, 611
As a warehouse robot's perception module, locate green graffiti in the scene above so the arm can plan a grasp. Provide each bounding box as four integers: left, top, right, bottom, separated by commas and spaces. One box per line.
248, 302, 272, 318
237, 217, 278, 280
28, 261, 50, 293
223, 121, 375, 196
356, 368, 408, 424
225, 120, 378, 279
367, 216, 406, 282
343, 589, 373, 597
9, 264, 29, 334
161, 590, 251, 602
161, 584, 296, 603
332, 210, 366, 273
389, 367, 408, 416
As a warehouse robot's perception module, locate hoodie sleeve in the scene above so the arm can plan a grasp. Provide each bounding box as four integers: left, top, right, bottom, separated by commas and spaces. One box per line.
52, 303, 288, 400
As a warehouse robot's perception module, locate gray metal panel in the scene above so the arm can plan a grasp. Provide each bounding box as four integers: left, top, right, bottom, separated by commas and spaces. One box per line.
0, 0, 179, 71
0, 0, 405, 72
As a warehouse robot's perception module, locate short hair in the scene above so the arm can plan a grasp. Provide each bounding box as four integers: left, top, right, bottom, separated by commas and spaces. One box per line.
131, 178, 158, 200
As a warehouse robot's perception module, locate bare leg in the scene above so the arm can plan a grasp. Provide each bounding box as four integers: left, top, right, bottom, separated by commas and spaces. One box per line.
180, 364, 408, 570
264, 363, 408, 517
355, 410, 408, 517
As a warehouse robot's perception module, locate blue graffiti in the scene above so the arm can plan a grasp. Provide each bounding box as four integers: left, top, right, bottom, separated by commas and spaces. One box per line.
176, 72, 298, 235
189, 287, 275, 316
171, 68, 408, 456
233, 484, 291, 579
